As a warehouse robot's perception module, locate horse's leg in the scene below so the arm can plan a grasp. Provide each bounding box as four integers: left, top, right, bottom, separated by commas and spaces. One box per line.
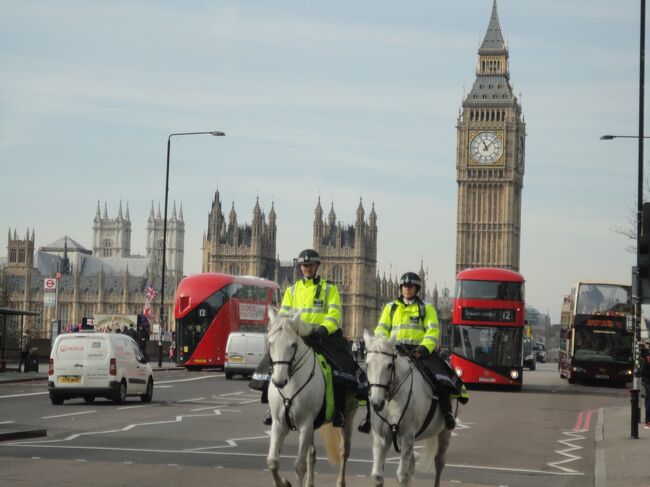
267, 421, 292, 487
433, 429, 452, 487
370, 427, 390, 487
336, 408, 356, 487
306, 443, 316, 487
294, 426, 314, 487
396, 434, 415, 487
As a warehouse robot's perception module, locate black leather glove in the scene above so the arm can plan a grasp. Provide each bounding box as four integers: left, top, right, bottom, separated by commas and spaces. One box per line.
306, 326, 328, 346
411, 345, 430, 362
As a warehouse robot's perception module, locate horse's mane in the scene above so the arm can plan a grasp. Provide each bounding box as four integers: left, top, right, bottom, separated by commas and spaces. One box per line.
268, 310, 311, 338
364, 331, 396, 354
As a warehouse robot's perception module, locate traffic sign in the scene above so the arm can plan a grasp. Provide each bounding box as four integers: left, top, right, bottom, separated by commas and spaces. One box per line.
44, 278, 57, 291
55, 272, 62, 280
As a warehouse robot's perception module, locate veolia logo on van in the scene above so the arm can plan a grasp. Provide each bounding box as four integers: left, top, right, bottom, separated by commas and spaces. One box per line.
59, 345, 84, 352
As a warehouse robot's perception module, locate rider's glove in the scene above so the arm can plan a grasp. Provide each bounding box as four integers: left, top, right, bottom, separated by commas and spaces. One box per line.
307, 325, 329, 346
411, 345, 430, 362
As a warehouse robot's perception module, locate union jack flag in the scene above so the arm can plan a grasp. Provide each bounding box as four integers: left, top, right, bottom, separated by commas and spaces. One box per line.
145, 285, 158, 302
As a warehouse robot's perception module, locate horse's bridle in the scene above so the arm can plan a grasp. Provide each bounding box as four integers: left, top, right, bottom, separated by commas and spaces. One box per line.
269, 340, 316, 431
366, 348, 416, 453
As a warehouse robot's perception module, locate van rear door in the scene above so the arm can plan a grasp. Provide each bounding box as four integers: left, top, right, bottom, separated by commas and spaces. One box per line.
53, 335, 90, 387
227, 334, 247, 366
83, 336, 110, 388
247, 335, 267, 369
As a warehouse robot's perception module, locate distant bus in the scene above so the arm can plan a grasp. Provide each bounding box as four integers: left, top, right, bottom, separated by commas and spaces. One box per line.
174, 273, 279, 370
448, 267, 526, 389
558, 281, 633, 386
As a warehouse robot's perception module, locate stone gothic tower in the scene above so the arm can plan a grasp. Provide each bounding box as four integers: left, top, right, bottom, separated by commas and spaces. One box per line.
92, 201, 132, 258
202, 190, 277, 279
313, 198, 378, 339
5, 228, 35, 276
145, 201, 185, 279
455, 0, 525, 272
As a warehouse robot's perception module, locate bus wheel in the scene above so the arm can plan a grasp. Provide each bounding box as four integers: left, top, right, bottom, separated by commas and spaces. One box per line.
225, 371, 234, 380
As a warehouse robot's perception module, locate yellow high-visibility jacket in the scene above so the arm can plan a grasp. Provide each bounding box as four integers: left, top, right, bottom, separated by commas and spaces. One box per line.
375, 298, 439, 353
279, 276, 341, 334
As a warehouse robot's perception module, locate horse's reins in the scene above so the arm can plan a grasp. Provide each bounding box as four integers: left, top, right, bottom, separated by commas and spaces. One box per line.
269, 341, 317, 431
367, 349, 416, 453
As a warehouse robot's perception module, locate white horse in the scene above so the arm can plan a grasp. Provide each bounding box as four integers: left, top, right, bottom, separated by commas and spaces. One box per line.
266, 309, 356, 487
364, 331, 452, 487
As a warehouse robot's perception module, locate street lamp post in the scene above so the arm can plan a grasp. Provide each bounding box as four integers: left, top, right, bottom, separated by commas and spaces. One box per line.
599, 0, 646, 440
159, 130, 226, 367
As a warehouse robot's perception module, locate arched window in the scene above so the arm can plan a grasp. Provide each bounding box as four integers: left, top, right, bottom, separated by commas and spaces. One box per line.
229, 264, 240, 275
103, 239, 112, 257
331, 265, 344, 286
18, 249, 25, 262
9, 248, 16, 262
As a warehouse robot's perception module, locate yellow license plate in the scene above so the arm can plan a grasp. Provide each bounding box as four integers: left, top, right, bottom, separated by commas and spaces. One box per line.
59, 376, 81, 384
228, 355, 244, 363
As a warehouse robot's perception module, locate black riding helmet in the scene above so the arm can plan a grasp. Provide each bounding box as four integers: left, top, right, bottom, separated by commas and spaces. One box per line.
297, 249, 321, 265
399, 272, 422, 292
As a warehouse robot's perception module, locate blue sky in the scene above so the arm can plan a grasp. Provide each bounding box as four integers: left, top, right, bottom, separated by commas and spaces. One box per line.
0, 1, 642, 322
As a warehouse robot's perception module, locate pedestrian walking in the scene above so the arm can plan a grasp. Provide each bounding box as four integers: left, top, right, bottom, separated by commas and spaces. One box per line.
18, 330, 32, 373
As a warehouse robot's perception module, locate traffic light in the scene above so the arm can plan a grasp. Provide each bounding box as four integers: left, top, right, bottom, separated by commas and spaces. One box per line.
639, 202, 650, 302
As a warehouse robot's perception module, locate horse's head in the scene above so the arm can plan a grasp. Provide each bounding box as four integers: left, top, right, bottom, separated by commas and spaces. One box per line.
268, 310, 306, 389
364, 330, 397, 413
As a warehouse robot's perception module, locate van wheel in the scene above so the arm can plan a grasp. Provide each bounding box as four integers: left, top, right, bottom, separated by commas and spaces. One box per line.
50, 393, 64, 405
225, 371, 234, 380
113, 380, 127, 404
84, 395, 96, 404
141, 378, 154, 403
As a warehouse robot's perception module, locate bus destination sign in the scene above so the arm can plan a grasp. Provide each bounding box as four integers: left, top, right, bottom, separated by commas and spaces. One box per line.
574, 314, 626, 329
461, 307, 516, 323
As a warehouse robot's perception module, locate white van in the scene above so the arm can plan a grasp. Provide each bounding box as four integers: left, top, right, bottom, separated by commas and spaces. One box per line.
224, 332, 267, 380
48, 332, 154, 405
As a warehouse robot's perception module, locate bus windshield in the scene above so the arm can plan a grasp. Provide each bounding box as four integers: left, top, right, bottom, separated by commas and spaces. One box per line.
456, 280, 524, 301
576, 283, 629, 315
573, 328, 633, 364
452, 325, 522, 368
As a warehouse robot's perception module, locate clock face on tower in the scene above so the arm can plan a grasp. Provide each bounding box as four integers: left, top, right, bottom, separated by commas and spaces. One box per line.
469, 131, 503, 165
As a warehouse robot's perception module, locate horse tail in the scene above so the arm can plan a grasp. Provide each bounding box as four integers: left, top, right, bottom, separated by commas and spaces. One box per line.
416, 429, 443, 474
318, 423, 341, 466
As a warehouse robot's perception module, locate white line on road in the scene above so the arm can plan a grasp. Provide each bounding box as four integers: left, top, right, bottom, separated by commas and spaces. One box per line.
0, 421, 15, 425
156, 376, 221, 385
42, 410, 97, 419
178, 397, 206, 402
0, 443, 583, 476
0, 391, 49, 399
118, 404, 161, 410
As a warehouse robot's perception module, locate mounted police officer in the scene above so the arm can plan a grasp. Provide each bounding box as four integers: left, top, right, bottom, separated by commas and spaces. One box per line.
251, 249, 371, 432
375, 272, 467, 431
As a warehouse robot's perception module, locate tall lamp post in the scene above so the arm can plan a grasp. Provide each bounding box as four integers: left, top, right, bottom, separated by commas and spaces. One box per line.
599, 0, 646, 441
159, 131, 226, 367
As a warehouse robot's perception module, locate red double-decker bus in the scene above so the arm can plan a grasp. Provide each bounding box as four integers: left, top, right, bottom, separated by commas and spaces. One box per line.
448, 267, 526, 388
174, 273, 279, 370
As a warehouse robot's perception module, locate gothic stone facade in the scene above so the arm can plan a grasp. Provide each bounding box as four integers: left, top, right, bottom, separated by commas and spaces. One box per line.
455, 1, 526, 272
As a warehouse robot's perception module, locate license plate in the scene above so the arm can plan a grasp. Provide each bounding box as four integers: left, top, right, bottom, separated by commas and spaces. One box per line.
595, 374, 609, 379
58, 376, 81, 384
228, 355, 244, 364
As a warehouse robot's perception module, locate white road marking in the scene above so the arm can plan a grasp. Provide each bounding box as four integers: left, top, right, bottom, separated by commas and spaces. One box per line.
42, 410, 97, 419
1, 443, 583, 476
547, 430, 585, 473
0, 391, 49, 399
118, 404, 160, 410
0, 421, 15, 425
156, 376, 221, 385
178, 397, 205, 402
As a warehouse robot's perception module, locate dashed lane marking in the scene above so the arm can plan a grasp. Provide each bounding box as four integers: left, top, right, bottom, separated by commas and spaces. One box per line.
42, 410, 97, 420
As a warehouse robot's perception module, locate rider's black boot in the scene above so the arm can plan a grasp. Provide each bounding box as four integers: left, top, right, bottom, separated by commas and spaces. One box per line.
438, 388, 456, 431
263, 410, 272, 426
332, 411, 346, 428
332, 385, 346, 428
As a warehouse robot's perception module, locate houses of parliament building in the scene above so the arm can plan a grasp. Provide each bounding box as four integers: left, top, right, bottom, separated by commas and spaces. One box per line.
1, 1, 519, 341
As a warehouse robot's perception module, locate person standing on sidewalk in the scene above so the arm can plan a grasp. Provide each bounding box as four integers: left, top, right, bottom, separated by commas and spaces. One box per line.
642, 341, 650, 430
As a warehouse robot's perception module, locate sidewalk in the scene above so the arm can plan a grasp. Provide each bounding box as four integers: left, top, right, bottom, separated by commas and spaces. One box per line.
595, 405, 650, 487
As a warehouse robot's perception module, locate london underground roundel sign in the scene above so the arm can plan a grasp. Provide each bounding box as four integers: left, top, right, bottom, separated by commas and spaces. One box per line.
44, 278, 56, 291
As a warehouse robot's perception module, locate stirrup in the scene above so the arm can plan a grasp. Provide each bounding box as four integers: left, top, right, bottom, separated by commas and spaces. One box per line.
357, 417, 371, 434
332, 412, 345, 428
263, 411, 272, 426
444, 413, 456, 431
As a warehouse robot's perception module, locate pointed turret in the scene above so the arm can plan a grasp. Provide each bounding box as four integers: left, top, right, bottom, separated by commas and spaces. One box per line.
148, 201, 155, 221
117, 200, 123, 220
479, 1, 506, 55
171, 201, 178, 221
95, 200, 101, 221
328, 203, 336, 227
125, 202, 130, 220
269, 201, 277, 226
156, 203, 162, 219
253, 197, 262, 221
229, 202, 237, 226
179, 203, 184, 221
103, 202, 108, 218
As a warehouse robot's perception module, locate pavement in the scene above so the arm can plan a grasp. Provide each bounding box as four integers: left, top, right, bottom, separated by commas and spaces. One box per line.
1, 364, 649, 487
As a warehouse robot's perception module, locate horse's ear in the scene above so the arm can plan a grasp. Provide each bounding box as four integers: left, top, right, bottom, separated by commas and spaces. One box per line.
363, 329, 372, 346
268, 306, 278, 322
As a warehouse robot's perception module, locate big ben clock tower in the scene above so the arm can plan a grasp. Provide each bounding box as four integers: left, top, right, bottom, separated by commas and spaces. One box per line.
456, 0, 525, 273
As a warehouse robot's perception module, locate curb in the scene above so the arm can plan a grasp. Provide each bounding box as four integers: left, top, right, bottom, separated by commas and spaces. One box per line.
0, 427, 47, 442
